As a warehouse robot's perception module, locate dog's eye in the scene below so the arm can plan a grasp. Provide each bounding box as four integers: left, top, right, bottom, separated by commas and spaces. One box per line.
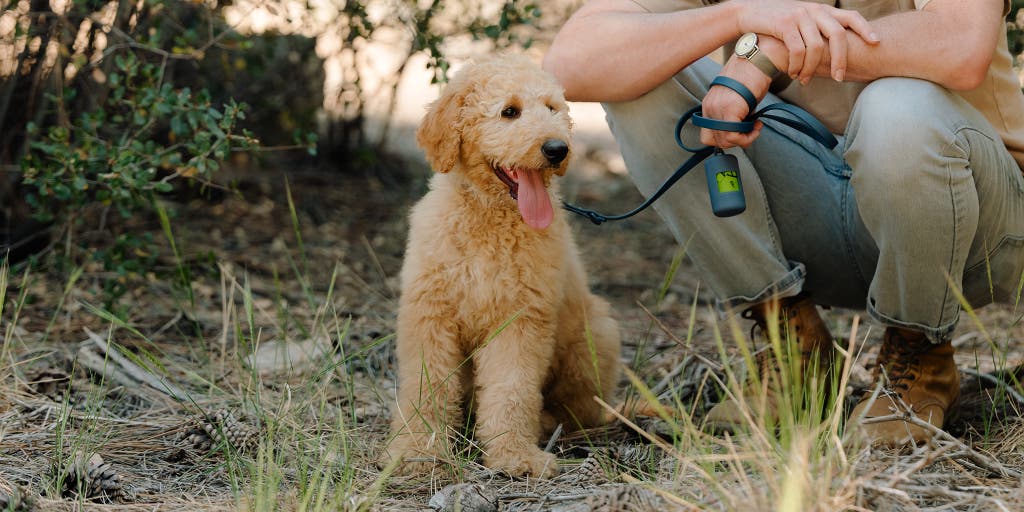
501, 106, 520, 119
547, 104, 557, 113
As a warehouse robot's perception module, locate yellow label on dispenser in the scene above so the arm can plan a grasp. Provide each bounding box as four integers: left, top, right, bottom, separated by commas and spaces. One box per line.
716, 171, 740, 193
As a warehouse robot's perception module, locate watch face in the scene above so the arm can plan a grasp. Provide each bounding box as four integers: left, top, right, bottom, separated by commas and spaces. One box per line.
736, 33, 758, 56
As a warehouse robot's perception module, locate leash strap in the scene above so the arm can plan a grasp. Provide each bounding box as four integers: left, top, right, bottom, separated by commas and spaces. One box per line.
562, 78, 836, 225
561, 143, 717, 224
708, 75, 758, 112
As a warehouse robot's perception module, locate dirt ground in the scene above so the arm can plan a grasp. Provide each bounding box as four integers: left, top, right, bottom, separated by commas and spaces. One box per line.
1, 137, 1024, 510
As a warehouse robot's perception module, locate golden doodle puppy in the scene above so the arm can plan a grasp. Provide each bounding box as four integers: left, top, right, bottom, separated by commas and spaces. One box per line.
382, 54, 621, 478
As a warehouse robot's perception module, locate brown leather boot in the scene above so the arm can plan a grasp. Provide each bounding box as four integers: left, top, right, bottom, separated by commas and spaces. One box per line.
848, 327, 960, 446
704, 294, 835, 431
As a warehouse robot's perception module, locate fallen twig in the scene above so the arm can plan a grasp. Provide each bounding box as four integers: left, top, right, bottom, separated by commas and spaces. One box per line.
960, 366, 1024, 407
636, 302, 722, 370
860, 412, 1023, 479
81, 328, 190, 402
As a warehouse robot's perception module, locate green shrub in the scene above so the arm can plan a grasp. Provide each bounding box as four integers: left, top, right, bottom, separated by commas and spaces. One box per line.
20, 52, 254, 223
1, 0, 540, 297
2, 1, 262, 277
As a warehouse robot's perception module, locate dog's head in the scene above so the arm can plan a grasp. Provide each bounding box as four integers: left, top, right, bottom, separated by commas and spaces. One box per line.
417, 54, 573, 229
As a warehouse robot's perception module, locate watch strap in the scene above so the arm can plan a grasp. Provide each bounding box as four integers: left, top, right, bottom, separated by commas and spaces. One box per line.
748, 51, 792, 93
746, 51, 778, 78
768, 73, 793, 94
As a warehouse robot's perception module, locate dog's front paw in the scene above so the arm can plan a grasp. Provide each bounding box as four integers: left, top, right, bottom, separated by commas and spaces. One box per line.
392, 458, 445, 477
379, 439, 445, 477
486, 448, 559, 478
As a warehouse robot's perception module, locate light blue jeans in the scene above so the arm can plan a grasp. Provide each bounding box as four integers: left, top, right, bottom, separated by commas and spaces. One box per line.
602, 58, 1024, 341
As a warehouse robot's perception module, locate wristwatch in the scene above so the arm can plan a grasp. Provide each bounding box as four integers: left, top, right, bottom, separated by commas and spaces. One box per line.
734, 32, 792, 93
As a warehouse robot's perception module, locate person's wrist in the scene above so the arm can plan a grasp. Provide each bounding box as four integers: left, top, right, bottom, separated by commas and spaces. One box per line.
724, 55, 772, 99
730, 0, 755, 38
753, 36, 792, 92
754, 37, 787, 73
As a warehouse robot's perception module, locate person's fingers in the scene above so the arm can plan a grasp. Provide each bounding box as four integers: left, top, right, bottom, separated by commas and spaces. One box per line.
779, 27, 806, 79
827, 26, 848, 81
700, 128, 734, 149
718, 131, 742, 149
733, 124, 762, 149
699, 128, 713, 147
833, 9, 879, 44
814, 14, 849, 81
714, 131, 731, 149
699, 124, 761, 149
797, 16, 825, 85
700, 127, 735, 149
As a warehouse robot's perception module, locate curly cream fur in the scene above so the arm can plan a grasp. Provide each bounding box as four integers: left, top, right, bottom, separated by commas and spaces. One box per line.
382, 54, 621, 478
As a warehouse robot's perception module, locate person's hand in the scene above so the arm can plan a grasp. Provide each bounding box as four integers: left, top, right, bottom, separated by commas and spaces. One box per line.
735, 0, 880, 84
698, 58, 770, 150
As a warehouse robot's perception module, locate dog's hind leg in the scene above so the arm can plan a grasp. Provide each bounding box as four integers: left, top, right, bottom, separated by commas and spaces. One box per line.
473, 318, 560, 478
544, 294, 622, 430
383, 312, 468, 475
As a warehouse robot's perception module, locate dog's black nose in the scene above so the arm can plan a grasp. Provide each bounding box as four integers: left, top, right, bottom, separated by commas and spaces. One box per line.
541, 139, 569, 165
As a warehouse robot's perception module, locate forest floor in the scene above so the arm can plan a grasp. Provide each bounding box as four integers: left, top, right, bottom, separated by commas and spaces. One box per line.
1, 142, 1024, 510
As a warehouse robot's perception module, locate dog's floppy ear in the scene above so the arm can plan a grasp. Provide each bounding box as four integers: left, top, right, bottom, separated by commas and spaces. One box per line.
416, 81, 468, 173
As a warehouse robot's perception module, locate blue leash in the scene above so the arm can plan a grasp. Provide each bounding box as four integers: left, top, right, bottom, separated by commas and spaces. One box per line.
561, 76, 837, 225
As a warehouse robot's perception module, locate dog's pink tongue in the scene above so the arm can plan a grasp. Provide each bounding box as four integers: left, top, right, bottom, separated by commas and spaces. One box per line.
512, 168, 553, 229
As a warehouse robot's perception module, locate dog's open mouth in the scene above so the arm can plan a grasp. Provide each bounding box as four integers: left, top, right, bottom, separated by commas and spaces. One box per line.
492, 165, 553, 230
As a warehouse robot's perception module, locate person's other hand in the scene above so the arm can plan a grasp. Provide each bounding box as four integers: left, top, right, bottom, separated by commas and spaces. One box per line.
735, 0, 879, 84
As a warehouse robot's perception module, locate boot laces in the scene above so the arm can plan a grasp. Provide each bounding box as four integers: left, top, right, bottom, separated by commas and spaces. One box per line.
742, 303, 801, 378
742, 303, 800, 346
876, 331, 930, 392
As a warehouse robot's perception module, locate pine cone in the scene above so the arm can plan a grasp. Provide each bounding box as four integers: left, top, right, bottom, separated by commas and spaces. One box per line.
0, 486, 35, 512
612, 444, 661, 468
61, 453, 125, 502
583, 485, 673, 512
184, 430, 214, 452
174, 416, 213, 451
175, 409, 259, 453
555, 454, 608, 486
577, 454, 607, 482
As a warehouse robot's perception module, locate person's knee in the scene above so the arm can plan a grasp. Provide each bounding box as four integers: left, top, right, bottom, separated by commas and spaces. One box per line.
852, 77, 955, 133
850, 78, 959, 158
846, 78, 961, 203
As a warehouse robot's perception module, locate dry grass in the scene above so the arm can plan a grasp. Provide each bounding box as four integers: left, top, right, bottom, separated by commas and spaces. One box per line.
1, 164, 1022, 511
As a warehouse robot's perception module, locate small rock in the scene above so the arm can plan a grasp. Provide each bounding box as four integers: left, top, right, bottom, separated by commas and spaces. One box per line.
428, 483, 496, 512
244, 336, 334, 376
